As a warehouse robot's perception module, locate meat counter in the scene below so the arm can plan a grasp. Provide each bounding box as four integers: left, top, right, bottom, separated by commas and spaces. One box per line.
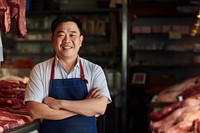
4, 119, 40, 133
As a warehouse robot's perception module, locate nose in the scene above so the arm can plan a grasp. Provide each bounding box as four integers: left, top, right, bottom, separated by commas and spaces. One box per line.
63, 35, 71, 43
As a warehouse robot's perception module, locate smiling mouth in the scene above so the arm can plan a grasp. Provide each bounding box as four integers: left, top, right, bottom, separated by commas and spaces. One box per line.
62, 46, 73, 49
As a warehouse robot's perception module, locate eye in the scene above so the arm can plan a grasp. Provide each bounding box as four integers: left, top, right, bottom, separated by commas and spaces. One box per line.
69, 33, 76, 38
57, 33, 65, 37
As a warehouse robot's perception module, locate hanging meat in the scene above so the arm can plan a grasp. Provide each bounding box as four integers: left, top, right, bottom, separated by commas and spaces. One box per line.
0, 0, 27, 38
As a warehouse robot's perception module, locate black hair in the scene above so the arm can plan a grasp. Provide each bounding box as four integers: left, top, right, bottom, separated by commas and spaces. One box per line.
51, 16, 82, 35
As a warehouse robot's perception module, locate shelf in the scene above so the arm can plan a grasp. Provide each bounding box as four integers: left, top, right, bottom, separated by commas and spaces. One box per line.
26, 8, 121, 16
130, 64, 200, 68
5, 53, 54, 56
130, 2, 199, 17
15, 39, 51, 43
13, 36, 109, 44
25, 29, 51, 32
128, 84, 148, 89
131, 49, 196, 53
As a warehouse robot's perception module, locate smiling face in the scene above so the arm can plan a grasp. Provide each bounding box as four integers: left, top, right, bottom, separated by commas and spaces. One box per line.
51, 21, 83, 61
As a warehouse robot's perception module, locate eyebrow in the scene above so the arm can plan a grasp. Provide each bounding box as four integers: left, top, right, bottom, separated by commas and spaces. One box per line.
69, 30, 77, 34
56, 30, 65, 34
56, 30, 77, 34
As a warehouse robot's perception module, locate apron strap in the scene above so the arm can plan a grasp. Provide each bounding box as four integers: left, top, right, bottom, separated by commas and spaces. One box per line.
50, 57, 88, 84
50, 58, 56, 80
80, 60, 88, 84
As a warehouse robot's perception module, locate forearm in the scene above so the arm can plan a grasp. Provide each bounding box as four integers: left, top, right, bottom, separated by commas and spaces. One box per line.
59, 96, 108, 116
26, 101, 76, 120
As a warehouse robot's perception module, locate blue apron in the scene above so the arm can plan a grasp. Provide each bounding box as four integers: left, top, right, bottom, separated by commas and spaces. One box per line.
39, 58, 97, 133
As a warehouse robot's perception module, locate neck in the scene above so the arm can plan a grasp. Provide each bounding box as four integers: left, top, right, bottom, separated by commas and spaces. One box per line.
57, 56, 78, 73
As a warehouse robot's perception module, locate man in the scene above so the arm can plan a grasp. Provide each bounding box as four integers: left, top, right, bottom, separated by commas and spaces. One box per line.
24, 16, 111, 133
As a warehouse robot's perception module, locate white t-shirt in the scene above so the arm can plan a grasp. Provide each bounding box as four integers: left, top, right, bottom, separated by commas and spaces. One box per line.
24, 56, 112, 104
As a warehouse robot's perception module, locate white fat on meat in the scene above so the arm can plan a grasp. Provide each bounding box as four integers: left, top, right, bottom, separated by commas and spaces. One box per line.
0, 126, 3, 132
1, 116, 25, 125
0, 75, 29, 84
182, 97, 200, 107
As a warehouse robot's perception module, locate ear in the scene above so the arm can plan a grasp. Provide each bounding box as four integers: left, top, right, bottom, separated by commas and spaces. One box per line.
80, 35, 84, 46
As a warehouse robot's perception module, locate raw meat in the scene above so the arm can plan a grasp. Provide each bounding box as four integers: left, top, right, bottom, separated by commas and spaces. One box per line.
150, 94, 200, 133
17, 0, 27, 37
3, 5, 11, 33
0, 0, 7, 12
191, 119, 200, 133
150, 105, 200, 133
0, 0, 27, 37
0, 78, 28, 112
156, 76, 200, 102
0, 110, 30, 132
149, 101, 182, 122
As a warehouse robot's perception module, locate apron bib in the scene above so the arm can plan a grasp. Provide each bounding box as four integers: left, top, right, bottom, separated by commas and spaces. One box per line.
39, 58, 97, 133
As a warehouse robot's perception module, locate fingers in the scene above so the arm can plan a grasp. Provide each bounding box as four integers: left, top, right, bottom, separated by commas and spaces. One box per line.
87, 87, 102, 99
43, 97, 57, 107
43, 97, 61, 110
91, 88, 102, 98
43, 97, 54, 104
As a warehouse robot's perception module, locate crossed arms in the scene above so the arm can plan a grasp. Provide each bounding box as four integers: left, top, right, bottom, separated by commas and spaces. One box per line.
26, 88, 108, 120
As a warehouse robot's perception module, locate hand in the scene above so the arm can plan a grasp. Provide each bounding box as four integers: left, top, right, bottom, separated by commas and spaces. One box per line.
43, 97, 61, 110
86, 87, 102, 99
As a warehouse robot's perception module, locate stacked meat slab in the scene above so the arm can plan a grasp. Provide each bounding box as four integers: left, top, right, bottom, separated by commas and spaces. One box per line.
0, 76, 31, 132
150, 76, 200, 133
0, 78, 27, 112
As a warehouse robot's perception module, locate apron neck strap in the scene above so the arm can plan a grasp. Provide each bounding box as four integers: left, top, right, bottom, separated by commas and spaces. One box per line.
50, 57, 88, 84
50, 58, 56, 80
79, 60, 88, 84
